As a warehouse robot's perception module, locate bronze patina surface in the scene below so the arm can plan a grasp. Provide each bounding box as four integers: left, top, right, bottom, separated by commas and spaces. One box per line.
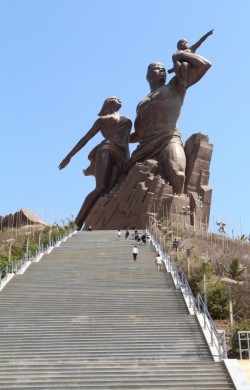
128, 49, 211, 195
59, 33, 213, 230
59, 97, 132, 229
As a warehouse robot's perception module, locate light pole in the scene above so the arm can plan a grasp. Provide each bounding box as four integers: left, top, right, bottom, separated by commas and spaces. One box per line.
36, 228, 44, 253
0, 217, 3, 234
54, 222, 59, 233
196, 194, 203, 232
49, 226, 52, 247
216, 220, 226, 234
5, 238, 15, 273
186, 246, 194, 279
24, 232, 31, 259
201, 256, 211, 307
216, 220, 226, 249
180, 206, 190, 230
221, 277, 243, 355
70, 213, 74, 222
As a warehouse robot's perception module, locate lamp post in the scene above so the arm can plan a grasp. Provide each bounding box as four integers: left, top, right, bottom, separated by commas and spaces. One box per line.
70, 213, 74, 222
5, 238, 15, 273
180, 206, 190, 231
216, 220, 226, 234
221, 277, 243, 355
53, 222, 59, 233
216, 220, 226, 249
186, 246, 194, 279
201, 256, 211, 307
196, 194, 203, 232
6, 238, 15, 261
0, 217, 3, 234
24, 232, 31, 259
49, 226, 52, 247
36, 228, 44, 253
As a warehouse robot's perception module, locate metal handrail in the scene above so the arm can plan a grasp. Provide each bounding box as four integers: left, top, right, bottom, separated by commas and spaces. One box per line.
238, 331, 250, 359
197, 292, 227, 359
146, 227, 227, 361
1, 228, 75, 286
180, 272, 197, 313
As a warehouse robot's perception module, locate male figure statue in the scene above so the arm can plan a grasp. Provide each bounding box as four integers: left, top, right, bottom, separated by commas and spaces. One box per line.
127, 50, 212, 194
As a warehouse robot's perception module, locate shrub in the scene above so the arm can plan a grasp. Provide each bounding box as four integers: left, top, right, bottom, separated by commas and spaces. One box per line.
227, 258, 246, 280
0, 253, 8, 270
206, 278, 229, 319
233, 319, 250, 352
11, 244, 25, 261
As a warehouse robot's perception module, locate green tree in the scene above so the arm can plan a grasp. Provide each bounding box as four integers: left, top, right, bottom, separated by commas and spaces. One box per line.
233, 319, 250, 354
206, 278, 229, 319
227, 258, 246, 281
11, 244, 25, 261
0, 253, 9, 270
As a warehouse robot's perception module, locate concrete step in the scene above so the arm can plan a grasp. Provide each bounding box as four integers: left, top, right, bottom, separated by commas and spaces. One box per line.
0, 361, 235, 389
0, 231, 235, 389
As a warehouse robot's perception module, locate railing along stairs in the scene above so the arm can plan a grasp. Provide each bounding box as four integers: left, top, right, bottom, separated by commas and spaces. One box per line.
146, 227, 228, 361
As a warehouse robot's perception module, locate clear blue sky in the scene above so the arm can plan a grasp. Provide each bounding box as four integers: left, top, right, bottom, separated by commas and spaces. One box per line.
1, 0, 250, 238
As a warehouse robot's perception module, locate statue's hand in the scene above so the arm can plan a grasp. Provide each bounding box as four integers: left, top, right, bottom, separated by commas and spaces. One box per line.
130, 132, 140, 143
58, 157, 70, 170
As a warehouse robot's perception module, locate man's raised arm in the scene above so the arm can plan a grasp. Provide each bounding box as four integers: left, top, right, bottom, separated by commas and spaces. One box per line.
172, 50, 212, 89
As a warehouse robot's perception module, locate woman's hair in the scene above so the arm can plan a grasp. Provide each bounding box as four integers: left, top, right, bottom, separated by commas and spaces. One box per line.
98, 96, 118, 116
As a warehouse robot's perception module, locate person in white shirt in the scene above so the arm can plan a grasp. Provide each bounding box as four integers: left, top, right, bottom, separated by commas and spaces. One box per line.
155, 253, 163, 272
132, 246, 138, 261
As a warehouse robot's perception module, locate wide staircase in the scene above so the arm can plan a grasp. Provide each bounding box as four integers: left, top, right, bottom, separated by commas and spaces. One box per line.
0, 231, 235, 389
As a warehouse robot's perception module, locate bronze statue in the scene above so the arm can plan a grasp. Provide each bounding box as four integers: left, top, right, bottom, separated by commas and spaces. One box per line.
168, 29, 214, 83
59, 97, 132, 229
127, 49, 212, 194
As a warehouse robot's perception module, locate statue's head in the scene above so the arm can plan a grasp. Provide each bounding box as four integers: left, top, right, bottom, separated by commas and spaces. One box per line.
177, 39, 188, 50
146, 62, 166, 85
98, 96, 122, 116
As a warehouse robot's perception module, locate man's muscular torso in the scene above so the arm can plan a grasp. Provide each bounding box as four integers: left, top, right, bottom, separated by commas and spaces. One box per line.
135, 82, 186, 140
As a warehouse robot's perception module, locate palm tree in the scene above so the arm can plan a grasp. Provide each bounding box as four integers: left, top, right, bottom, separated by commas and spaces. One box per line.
227, 258, 246, 281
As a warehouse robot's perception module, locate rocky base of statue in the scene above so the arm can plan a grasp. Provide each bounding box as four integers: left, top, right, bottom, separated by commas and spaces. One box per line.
84, 133, 213, 230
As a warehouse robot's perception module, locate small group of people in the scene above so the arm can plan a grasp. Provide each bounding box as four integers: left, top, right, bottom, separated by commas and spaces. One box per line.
133, 230, 147, 245
116, 229, 148, 244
